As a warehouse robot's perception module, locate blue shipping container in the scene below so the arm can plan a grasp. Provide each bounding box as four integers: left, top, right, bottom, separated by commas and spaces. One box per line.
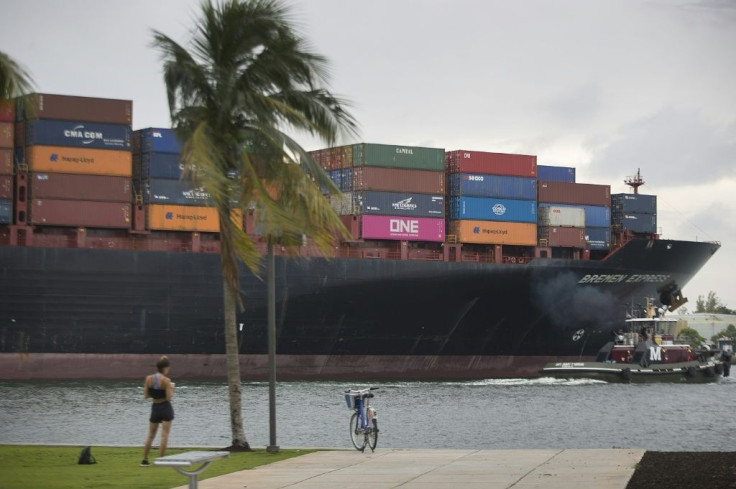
25, 120, 131, 150
539, 203, 610, 227
585, 226, 611, 250
0, 199, 11, 224
356, 191, 444, 217
537, 165, 576, 183
616, 213, 657, 234
144, 178, 213, 206
612, 193, 657, 214
137, 128, 183, 154
448, 173, 537, 200
449, 196, 537, 223
138, 152, 185, 180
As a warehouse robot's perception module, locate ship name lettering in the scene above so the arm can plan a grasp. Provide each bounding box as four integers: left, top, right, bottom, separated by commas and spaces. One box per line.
625, 274, 670, 283
578, 274, 628, 284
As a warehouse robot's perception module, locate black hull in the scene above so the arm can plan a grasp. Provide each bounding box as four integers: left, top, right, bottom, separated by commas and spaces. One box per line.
0, 238, 720, 379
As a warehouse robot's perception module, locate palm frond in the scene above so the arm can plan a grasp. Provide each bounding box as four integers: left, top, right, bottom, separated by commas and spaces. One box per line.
0, 50, 35, 99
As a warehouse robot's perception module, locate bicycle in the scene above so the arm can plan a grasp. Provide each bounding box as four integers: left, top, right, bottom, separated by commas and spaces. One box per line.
344, 387, 379, 452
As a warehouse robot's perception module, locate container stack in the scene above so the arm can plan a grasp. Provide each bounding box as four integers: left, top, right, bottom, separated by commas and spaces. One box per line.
445, 150, 538, 246
0, 100, 13, 224
312, 143, 446, 242
611, 193, 657, 234
14, 93, 133, 229
537, 181, 611, 250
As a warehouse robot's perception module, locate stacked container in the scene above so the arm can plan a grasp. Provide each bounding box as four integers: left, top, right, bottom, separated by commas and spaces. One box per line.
537, 181, 611, 250
15, 93, 133, 228
445, 150, 537, 245
0, 100, 13, 223
311, 143, 446, 242
611, 193, 657, 234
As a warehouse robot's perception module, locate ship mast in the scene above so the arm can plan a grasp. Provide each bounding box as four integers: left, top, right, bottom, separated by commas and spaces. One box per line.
624, 168, 645, 194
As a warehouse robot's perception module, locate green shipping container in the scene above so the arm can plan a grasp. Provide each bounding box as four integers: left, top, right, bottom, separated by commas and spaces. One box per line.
352, 143, 445, 171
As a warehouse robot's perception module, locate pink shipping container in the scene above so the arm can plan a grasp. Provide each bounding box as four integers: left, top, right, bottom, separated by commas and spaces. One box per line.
0, 100, 13, 122
353, 167, 444, 194
538, 226, 586, 248
30, 199, 131, 228
30, 173, 131, 202
446, 150, 537, 178
361, 215, 445, 242
0, 149, 12, 175
0, 122, 12, 148
537, 181, 611, 206
0, 175, 12, 199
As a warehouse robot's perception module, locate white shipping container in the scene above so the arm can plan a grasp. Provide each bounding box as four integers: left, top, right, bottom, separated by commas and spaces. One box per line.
329, 192, 355, 215
538, 205, 585, 228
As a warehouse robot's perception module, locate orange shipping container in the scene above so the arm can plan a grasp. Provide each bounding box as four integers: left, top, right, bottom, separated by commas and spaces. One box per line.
147, 204, 242, 232
26, 145, 132, 176
0, 122, 13, 148
450, 220, 537, 245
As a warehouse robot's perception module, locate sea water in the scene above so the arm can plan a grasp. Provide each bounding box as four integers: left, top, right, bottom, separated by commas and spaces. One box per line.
1, 377, 734, 451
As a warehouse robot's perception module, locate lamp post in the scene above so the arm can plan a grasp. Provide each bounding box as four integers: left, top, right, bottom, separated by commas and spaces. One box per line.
266, 238, 279, 453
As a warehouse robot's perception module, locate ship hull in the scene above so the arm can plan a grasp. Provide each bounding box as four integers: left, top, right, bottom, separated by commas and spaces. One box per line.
0, 238, 720, 380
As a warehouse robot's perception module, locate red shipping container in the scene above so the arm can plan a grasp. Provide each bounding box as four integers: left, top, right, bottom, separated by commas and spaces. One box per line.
30, 173, 131, 202
352, 167, 444, 194
30, 199, 131, 228
537, 181, 611, 206
19, 93, 132, 125
538, 226, 585, 248
0, 122, 12, 148
0, 99, 13, 122
0, 175, 12, 199
446, 150, 537, 178
0, 149, 12, 175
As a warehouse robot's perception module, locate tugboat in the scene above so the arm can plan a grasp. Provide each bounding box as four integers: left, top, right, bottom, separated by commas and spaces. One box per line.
542, 293, 724, 383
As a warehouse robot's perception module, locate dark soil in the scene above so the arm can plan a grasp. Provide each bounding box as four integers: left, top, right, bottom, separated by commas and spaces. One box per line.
627, 452, 736, 489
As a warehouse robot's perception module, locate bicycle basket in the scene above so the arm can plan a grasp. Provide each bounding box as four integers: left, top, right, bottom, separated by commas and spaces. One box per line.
344, 393, 358, 409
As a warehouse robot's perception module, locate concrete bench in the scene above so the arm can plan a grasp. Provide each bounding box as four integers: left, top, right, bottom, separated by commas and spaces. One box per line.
154, 451, 230, 489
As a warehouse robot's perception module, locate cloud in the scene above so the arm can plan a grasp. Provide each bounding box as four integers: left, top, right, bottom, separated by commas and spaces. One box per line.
586, 108, 736, 186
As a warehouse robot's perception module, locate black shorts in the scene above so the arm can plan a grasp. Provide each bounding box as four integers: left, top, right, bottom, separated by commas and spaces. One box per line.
150, 401, 174, 423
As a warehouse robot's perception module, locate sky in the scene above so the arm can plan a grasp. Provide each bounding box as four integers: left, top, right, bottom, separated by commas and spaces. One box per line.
1, 0, 734, 308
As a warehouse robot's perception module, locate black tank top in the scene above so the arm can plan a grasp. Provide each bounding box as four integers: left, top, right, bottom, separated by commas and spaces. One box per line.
149, 374, 167, 399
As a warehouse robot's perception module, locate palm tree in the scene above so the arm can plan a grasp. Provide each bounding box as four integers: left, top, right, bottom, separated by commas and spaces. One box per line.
152, 0, 356, 449
1, 50, 34, 101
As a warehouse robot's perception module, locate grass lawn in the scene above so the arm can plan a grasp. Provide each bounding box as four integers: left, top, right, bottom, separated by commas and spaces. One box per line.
0, 445, 314, 489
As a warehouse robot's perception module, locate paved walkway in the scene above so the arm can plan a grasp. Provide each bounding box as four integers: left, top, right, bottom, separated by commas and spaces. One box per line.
173, 448, 644, 489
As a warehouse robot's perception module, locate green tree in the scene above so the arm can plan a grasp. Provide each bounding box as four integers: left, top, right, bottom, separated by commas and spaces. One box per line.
711, 324, 736, 344
0, 50, 34, 99
695, 291, 736, 314
677, 327, 707, 349
153, 0, 356, 449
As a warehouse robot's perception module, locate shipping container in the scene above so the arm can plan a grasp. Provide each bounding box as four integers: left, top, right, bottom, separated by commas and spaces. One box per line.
328, 192, 355, 215
353, 143, 445, 171
537, 165, 576, 183
355, 191, 444, 218
539, 203, 610, 227
449, 220, 537, 246
30, 199, 131, 228
614, 213, 657, 234
322, 145, 354, 170
585, 227, 611, 250
0, 149, 12, 175
352, 167, 444, 194
445, 150, 537, 177
449, 196, 537, 223
0, 99, 13, 122
147, 204, 242, 232
538, 226, 585, 248
30, 173, 131, 202
537, 181, 610, 206
0, 176, 11, 199
327, 168, 353, 192
0, 122, 13, 148
17, 93, 132, 125
360, 215, 445, 242
136, 152, 185, 180
144, 178, 213, 206
24, 120, 131, 150
25, 145, 132, 176
0, 199, 11, 224
448, 173, 536, 200
538, 205, 585, 228
136, 128, 183, 154
612, 193, 657, 214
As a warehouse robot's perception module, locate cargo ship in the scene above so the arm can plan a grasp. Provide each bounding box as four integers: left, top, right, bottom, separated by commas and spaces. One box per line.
0, 94, 721, 380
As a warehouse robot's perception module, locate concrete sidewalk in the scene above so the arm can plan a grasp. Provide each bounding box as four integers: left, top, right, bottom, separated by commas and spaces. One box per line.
173, 448, 644, 489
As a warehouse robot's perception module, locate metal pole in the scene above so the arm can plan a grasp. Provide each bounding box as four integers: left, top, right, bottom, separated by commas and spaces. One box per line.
266, 239, 279, 453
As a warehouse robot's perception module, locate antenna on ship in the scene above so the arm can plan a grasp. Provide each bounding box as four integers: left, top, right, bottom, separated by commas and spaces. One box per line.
624, 168, 645, 194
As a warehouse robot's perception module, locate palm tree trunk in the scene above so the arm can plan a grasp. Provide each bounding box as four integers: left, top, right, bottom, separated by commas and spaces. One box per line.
223, 276, 251, 450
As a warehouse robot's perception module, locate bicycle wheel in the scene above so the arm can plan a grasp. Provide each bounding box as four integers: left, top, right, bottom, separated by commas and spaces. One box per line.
349, 412, 366, 451
367, 419, 378, 452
